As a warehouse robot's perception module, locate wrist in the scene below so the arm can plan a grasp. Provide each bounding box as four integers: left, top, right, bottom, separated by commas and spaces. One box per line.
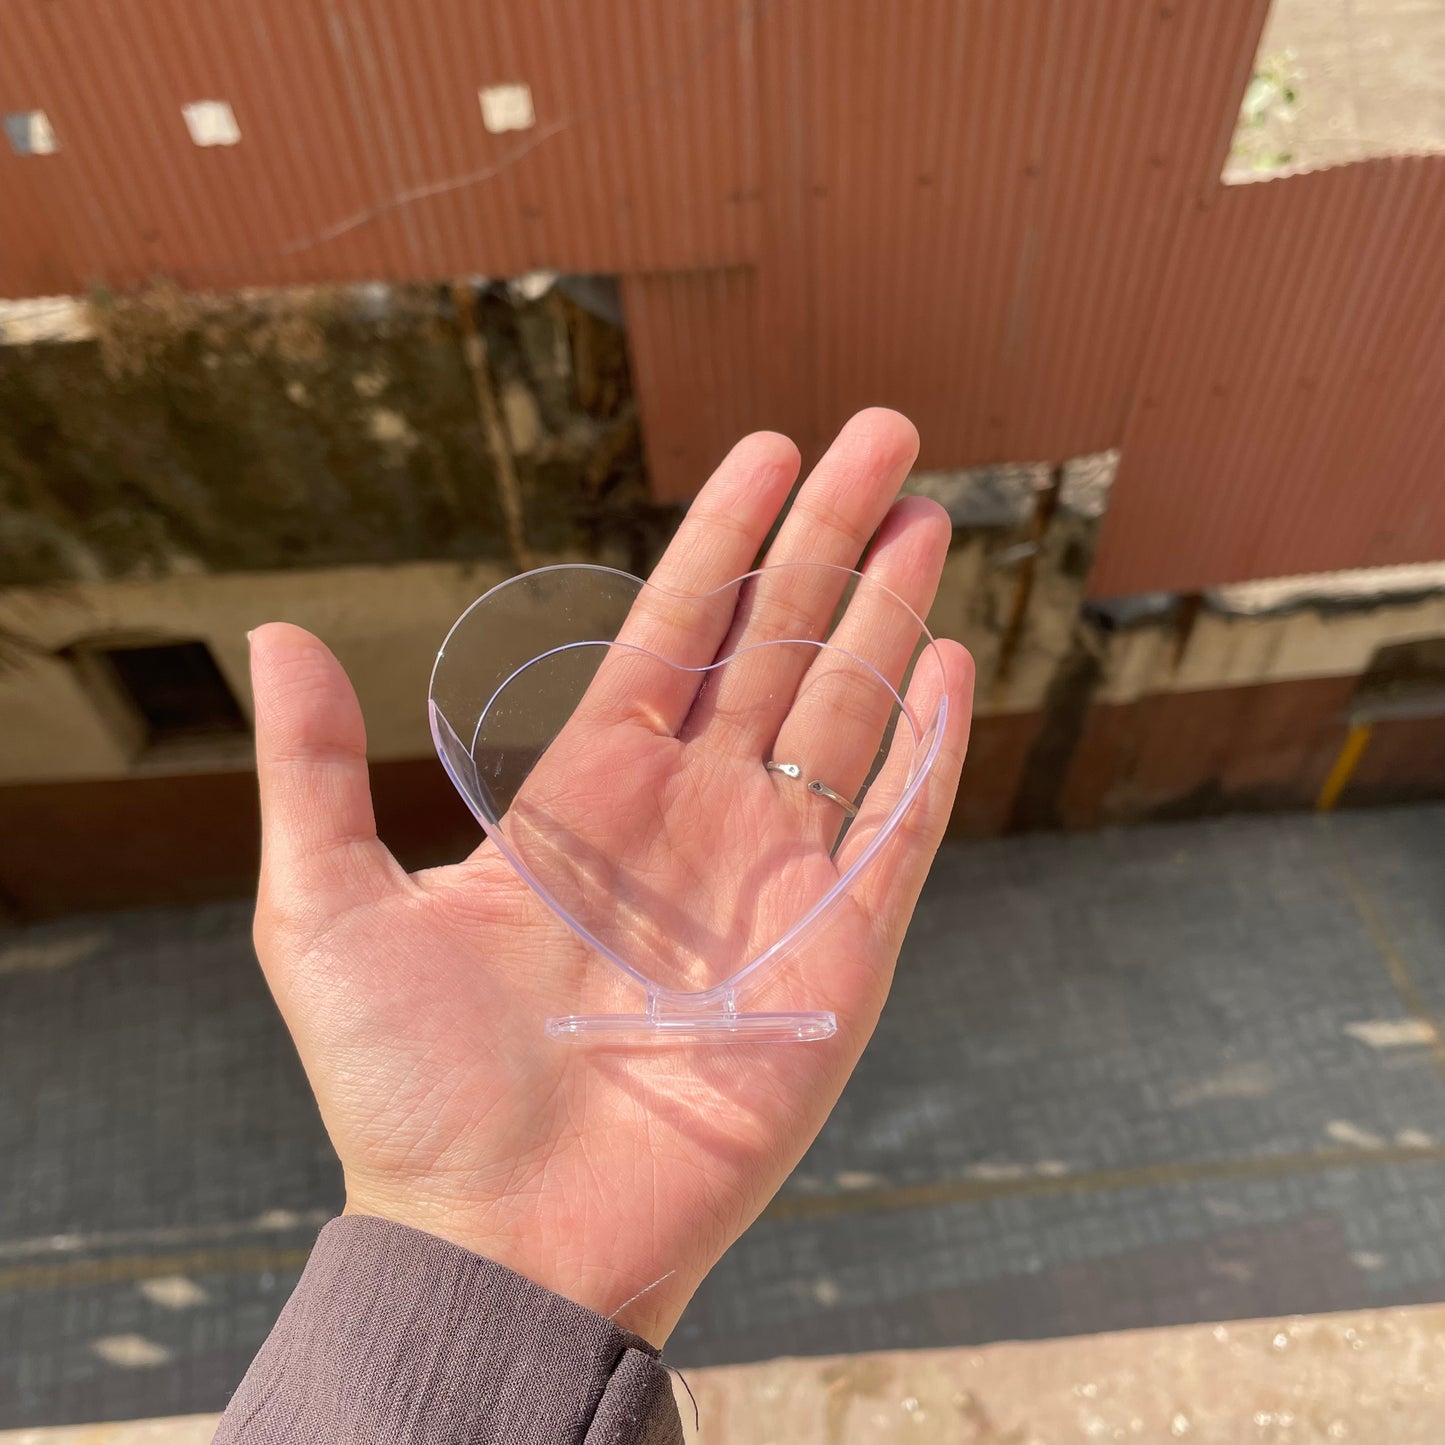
340, 1190, 686, 1345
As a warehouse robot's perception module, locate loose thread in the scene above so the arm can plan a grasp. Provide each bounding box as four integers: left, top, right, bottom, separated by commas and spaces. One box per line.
606, 1269, 697, 1428
607, 1267, 677, 1322
664, 1361, 701, 1433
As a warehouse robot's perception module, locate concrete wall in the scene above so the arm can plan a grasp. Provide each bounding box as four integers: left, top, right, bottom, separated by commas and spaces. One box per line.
0, 560, 511, 782
0, 280, 662, 588
2, 290, 1443, 917
3, 541, 1444, 917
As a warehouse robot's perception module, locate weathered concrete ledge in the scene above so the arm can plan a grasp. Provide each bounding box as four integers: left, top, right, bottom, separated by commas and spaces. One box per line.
5, 1304, 1443, 1443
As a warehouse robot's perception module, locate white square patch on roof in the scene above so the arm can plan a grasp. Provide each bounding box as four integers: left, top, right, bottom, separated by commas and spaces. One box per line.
182, 100, 241, 147
5, 110, 58, 156
479, 83, 535, 134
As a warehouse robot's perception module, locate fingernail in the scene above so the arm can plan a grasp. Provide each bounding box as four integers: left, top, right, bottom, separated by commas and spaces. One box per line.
246, 629, 256, 644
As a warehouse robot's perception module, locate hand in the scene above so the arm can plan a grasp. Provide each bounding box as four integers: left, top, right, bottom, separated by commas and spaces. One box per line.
249, 409, 974, 1345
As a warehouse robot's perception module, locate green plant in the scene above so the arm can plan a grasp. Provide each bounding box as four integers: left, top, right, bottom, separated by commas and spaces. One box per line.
1229, 51, 1302, 176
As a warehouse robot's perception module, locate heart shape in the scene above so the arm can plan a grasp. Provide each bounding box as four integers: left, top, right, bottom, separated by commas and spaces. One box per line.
429, 562, 948, 1042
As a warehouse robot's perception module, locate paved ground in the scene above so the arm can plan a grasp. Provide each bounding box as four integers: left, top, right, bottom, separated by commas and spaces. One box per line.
3, 804, 1444, 1428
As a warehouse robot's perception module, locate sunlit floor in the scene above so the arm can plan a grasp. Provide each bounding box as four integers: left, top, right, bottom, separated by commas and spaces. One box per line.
3, 804, 1444, 1428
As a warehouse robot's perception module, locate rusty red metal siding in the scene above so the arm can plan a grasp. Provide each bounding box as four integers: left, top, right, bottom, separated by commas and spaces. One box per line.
9, 2, 1445, 592
620, 266, 768, 502
1089, 157, 1445, 595
0, 0, 756, 295
775, 0, 1270, 471
0, 756, 477, 919
1058, 676, 1358, 828
625, 0, 1272, 494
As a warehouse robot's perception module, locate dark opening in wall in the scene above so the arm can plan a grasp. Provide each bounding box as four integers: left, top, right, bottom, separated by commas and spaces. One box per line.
71, 639, 249, 754
1353, 636, 1445, 722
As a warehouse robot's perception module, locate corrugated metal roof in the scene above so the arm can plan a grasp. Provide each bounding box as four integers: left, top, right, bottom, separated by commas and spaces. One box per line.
621, 266, 763, 501
14, 2, 1445, 595
1089, 156, 1445, 595
0, 0, 757, 295
627, 0, 1272, 492
790, 0, 1269, 470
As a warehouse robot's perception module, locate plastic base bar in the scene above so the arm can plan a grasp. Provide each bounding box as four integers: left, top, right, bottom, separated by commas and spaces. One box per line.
545, 1011, 838, 1043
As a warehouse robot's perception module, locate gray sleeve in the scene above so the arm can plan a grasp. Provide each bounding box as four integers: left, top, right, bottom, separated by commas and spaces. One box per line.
212, 1215, 683, 1445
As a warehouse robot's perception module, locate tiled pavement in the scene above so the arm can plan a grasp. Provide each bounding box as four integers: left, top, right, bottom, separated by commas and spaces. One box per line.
3, 805, 1443, 1427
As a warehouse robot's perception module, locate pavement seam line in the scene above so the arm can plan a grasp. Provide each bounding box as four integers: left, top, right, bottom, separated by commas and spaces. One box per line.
1334, 849, 1445, 1080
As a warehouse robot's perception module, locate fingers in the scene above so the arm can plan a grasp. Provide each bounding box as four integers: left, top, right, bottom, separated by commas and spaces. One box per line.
765, 410, 921, 573
582, 431, 801, 733
768, 497, 952, 844
680, 409, 920, 748
250, 624, 395, 902
839, 638, 974, 955
749, 639, 971, 1044
649, 432, 803, 600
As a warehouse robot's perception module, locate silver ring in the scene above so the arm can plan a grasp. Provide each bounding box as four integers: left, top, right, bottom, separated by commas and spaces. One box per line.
807, 778, 859, 819
766, 760, 858, 819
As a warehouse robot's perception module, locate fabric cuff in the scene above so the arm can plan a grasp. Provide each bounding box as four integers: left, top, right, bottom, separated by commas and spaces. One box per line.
213, 1214, 682, 1445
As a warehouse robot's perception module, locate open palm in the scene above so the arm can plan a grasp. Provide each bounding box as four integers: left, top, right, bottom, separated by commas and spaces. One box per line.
250, 410, 973, 1344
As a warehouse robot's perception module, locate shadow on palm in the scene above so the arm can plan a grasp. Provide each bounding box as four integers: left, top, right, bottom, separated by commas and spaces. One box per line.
499, 695, 845, 998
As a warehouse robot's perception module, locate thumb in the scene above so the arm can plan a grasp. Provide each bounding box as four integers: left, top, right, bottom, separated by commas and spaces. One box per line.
250, 623, 393, 899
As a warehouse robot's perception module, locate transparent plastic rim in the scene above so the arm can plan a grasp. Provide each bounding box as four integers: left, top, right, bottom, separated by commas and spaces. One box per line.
429, 562, 949, 1014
